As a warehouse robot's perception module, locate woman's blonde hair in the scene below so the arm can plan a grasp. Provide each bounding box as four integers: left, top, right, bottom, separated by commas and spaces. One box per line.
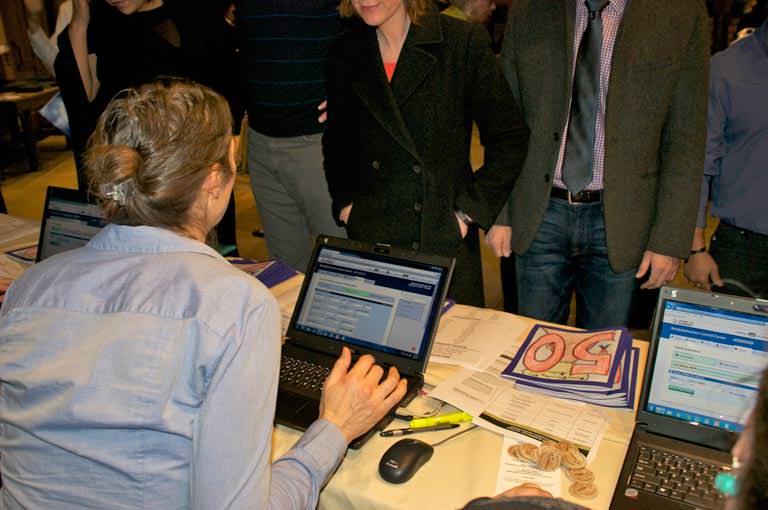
339, 0, 432, 24
85, 79, 233, 230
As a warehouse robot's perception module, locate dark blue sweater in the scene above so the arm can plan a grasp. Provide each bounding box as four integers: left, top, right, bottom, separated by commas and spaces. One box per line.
236, 0, 342, 137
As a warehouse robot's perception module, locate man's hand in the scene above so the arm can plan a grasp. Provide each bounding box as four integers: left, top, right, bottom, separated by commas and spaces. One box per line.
319, 347, 407, 443
497, 483, 553, 499
339, 204, 352, 224
684, 251, 723, 291
635, 250, 680, 289
485, 225, 512, 258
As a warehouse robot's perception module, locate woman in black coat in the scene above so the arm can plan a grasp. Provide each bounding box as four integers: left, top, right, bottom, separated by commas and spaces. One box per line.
323, 0, 528, 306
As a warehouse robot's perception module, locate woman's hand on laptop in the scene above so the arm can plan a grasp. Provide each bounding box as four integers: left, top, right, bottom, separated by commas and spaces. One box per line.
319, 346, 408, 443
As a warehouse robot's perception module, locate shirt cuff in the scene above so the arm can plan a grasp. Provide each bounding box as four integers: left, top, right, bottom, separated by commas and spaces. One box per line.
288, 419, 347, 486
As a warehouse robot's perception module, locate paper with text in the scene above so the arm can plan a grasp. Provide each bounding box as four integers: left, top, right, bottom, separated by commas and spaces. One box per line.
431, 305, 530, 369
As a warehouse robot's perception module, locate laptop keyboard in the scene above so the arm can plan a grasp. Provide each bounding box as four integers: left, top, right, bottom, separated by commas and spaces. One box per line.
629, 445, 726, 508
280, 355, 330, 394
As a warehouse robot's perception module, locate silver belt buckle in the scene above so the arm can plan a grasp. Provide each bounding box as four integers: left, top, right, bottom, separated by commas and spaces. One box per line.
568, 191, 577, 205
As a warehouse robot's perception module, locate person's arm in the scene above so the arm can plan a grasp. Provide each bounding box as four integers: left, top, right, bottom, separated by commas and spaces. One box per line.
271, 347, 407, 509
322, 39, 358, 226
191, 294, 288, 509
684, 60, 728, 290
68, 0, 98, 102
54, 2, 98, 149
454, 24, 529, 233
192, 289, 406, 509
191, 293, 343, 510
24, 0, 59, 75
485, 8, 523, 259
641, 4, 709, 261
634, 3, 710, 289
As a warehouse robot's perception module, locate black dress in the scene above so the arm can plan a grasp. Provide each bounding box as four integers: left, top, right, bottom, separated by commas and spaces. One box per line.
55, 0, 243, 247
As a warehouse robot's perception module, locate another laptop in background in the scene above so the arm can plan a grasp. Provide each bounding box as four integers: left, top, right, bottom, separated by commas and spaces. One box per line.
36, 186, 105, 262
276, 235, 454, 449
611, 287, 768, 510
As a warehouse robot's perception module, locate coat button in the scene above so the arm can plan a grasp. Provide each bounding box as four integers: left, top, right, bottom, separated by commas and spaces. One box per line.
412, 242, 420, 250
544, 174, 550, 183
412, 164, 422, 174
413, 202, 422, 212
372, 160, 381, 169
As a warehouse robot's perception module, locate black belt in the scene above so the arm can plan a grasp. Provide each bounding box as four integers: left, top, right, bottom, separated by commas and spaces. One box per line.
550, 187, 602, 204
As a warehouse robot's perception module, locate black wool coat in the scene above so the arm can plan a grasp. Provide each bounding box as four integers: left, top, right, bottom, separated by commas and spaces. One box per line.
323, 11, 529, 305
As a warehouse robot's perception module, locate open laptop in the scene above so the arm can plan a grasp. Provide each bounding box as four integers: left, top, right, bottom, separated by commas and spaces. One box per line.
275, 235, 455, 449
611, 287, 768, 510
36, 186, 105, 262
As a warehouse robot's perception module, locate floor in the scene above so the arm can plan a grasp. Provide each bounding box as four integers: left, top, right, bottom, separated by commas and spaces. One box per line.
1, 133, 709, 339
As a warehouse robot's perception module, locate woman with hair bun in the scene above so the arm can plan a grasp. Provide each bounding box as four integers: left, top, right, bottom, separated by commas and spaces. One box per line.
0, 79, 406, 510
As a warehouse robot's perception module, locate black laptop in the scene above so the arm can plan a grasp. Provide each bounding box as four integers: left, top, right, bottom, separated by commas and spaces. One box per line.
610, 287, 768, 510
275, 235, 455, 449
36, 186, 105, 262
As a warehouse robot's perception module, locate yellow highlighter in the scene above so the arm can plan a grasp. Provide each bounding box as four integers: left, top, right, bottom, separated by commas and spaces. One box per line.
409, 411, 472, 428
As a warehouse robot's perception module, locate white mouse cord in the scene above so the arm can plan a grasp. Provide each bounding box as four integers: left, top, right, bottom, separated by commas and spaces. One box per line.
429, 424, 478, 447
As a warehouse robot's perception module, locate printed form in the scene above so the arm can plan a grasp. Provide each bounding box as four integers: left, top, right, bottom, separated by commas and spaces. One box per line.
430, 305, 530, 369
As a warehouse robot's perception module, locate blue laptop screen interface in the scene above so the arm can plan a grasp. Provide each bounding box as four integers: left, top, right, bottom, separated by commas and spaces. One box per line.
293, 246, 447, 360
39, 194, 105, 261
646, 299, 768, 433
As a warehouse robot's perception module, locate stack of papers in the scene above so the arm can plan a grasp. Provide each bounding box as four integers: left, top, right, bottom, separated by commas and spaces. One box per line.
227, 258, 298, 288
501, 324, 639, 409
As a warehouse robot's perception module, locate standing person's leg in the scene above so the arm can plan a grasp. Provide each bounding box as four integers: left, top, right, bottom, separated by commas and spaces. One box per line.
575, 203, 637, 329
516, 199, 576, 325
247, 129, 344, 272
500, 255, 518, 314
290, 134, 346, 244
709, 222, 768, 298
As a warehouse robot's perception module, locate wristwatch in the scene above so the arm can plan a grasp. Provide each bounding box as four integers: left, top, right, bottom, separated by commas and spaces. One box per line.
454, 208, 474, 227
684, 246, 707, 263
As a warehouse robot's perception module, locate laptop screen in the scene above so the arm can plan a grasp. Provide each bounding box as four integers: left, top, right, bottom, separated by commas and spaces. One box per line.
646, 298, 768, 433
37, 187, 105, 262
292, 244, 449, 361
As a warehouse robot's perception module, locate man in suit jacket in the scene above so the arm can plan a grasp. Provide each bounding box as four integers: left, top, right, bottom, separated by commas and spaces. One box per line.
486, 0, 709, 328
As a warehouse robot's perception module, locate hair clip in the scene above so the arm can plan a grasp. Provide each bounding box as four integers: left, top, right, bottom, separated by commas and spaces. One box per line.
101, 179, 133, 206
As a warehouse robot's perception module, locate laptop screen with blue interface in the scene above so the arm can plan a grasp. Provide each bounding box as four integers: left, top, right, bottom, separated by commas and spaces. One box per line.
646, 299, 768, 433
37, 188, 105, 262
292, 245, 447, 360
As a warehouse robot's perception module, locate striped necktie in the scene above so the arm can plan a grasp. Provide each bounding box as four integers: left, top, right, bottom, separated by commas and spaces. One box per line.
562, 0, 610, 194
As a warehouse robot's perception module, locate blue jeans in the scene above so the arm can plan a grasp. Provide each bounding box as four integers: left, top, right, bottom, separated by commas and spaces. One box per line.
516, 197, 637, 329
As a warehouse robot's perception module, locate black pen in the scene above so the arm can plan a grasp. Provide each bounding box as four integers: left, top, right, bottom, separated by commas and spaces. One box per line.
380, 423, 460, 437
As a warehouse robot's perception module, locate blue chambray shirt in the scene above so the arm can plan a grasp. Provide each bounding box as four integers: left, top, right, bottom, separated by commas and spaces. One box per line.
0, 224, 346, 509
697, 17, 768, 234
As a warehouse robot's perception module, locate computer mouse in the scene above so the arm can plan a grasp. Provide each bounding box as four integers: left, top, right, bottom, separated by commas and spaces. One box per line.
378, 438, 434, 484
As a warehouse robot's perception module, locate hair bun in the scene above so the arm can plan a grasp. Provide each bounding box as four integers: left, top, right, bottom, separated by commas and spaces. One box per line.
99, 145, 144, 180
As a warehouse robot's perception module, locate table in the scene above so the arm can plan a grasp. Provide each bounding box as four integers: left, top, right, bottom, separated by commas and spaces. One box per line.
0, 87, 59, 173
0, 228, 647, 509
269, 277, 647, 510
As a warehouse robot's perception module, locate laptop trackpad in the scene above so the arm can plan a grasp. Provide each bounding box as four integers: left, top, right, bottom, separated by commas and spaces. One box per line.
275, 391, 319, 430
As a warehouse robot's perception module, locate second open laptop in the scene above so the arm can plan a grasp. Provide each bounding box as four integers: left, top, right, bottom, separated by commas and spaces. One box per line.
610, 287, 768, 510
275, 235, 455, 449
36, 186, 105, 262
